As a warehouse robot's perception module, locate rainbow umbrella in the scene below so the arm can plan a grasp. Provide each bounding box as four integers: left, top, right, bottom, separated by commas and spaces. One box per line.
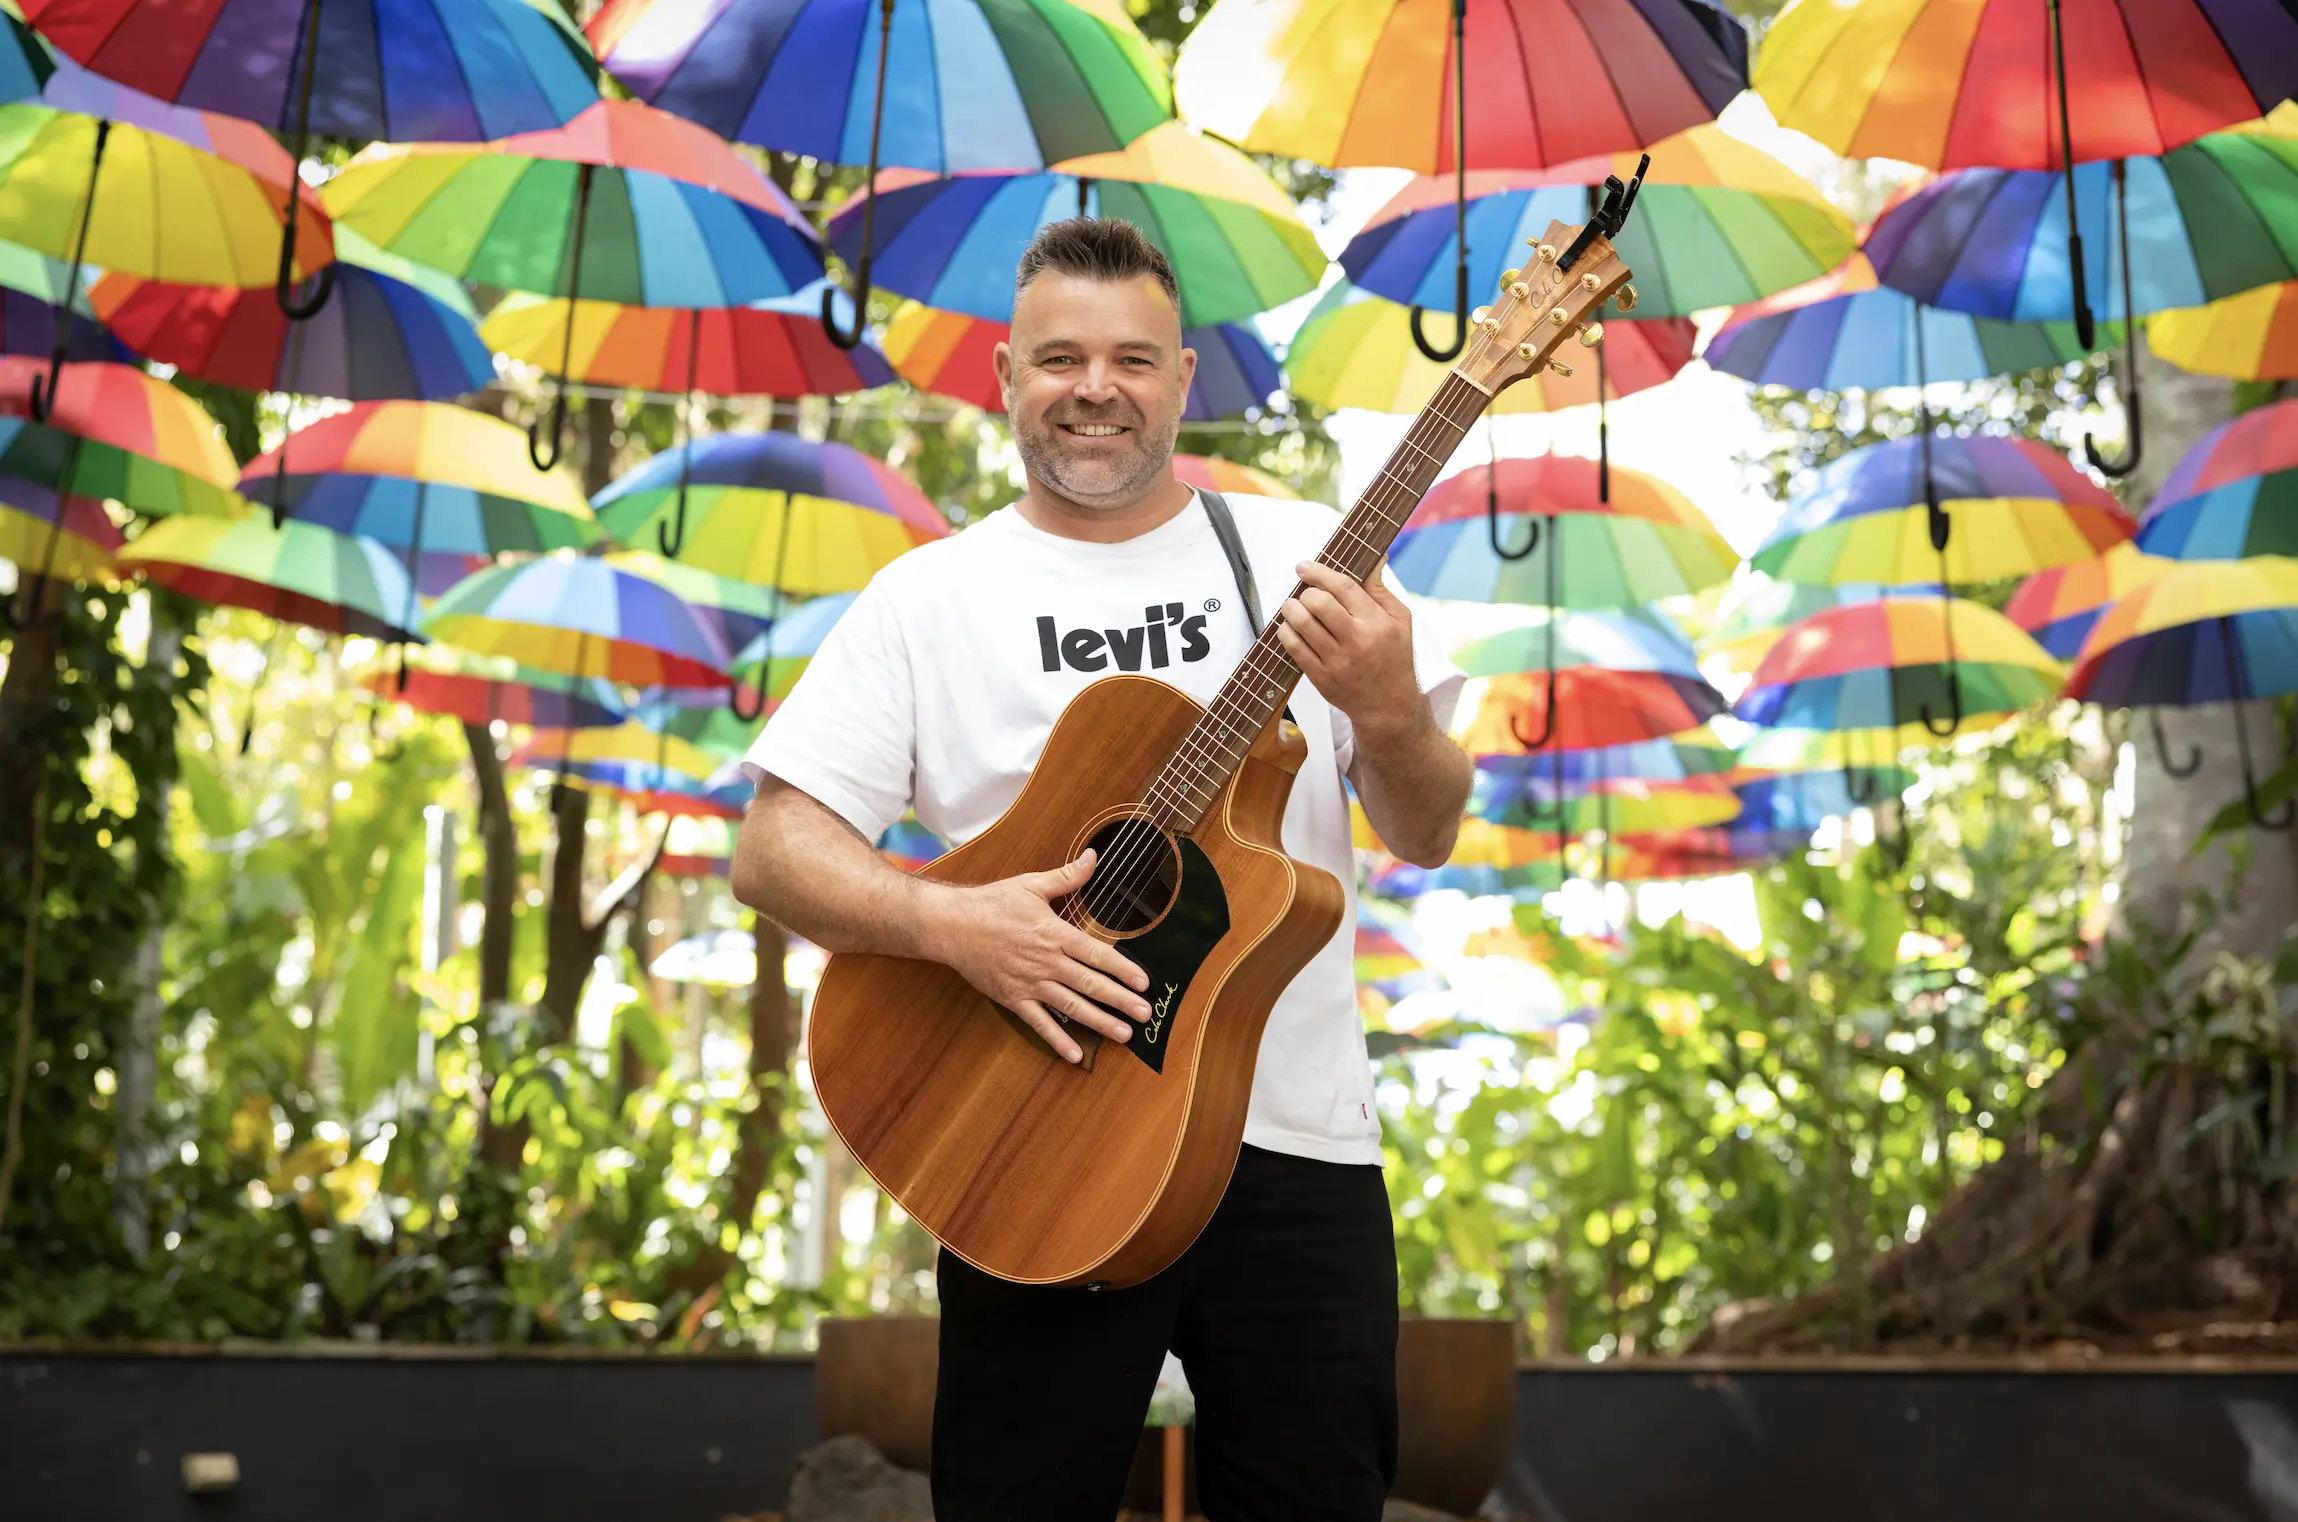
2149, 281, 2298, 381
1363, 813, 1571, 902
2005, 544, 2168, 660
587, 0, 1170, 341
90, 229, 493, 402
1283, 278, 1694, 417
1608, 826, 1805, 881
2136, 398, 2298, 560
1735, 725, 1919, 776
695, 592, 857, 716
323, 98, 824, 469
1735, 599, 2063, 738
1468, 769, 1739, 834
1478, 731, 1734, 789
2067, 557, 2298, 827
824, 123, 1324, 327
521, 720, 721, 782
0, 236, 124, 365
1703, 252, 2098, 391
422, 552, 734, 689
615, 551, 789, 659
0, 11, 50, 107
1171, 455, 1293, 500
1340, 127, 1855, 322
550, 760, 753, 820
1728, 770, 1917, 832
1752, 435, 2133, 586
363, 649, 625, 732
1700, 577, 1944, 676
1453, 605, 1729, 758
482, 285, 895, 400
881, 301, 1281, 421
878, 818, 948, 872
119, 515, 422, 641
0, 482, 117, 582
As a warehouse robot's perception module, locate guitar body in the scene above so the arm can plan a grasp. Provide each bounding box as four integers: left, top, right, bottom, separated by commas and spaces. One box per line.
807, 674, 1347, 1288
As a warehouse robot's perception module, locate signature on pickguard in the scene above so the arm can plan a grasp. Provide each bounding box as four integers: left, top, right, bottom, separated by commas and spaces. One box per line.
1141, 982, 1179, 1044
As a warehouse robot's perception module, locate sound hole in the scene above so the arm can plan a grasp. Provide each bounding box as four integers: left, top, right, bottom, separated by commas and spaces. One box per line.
1075, 817, 1182, 936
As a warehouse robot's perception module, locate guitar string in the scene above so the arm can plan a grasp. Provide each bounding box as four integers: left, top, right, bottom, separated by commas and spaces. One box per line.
1058, 374, 1490, 954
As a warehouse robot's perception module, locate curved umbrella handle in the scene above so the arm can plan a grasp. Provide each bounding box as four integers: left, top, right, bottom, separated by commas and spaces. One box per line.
531, 163, 597, 475
1408, 265, 1470, 365
1844, 764, 1879, 806
1411, 0, 1471, 368
2083, 160, 2142, 479
727, 661, 769, 722
823, 0, 899, 353
273, 0, 331, 321
2048, 0, 2096, 351
1487, 452, 1538, 562
658, 315, 703, 557
1508, 662, 1558, 753
528, 392, 570, 473
2148, 708, 2202, 777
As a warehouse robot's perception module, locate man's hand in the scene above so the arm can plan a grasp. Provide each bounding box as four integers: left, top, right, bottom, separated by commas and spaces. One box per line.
928, 848, 1149, 1064
1274, 560, 1422, 726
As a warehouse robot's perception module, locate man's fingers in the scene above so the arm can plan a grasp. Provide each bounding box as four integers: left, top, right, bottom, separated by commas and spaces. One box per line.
1014, 999, 1085, 1064
1297, 559, 1379, 619
1058, 962, 1151, 1025
1064, 927, 1149, 993
1363, 562, 1409, 615
1043, 982, 1137, 1043
1279, 597, 1341, 660
1018, 848, 1096, 902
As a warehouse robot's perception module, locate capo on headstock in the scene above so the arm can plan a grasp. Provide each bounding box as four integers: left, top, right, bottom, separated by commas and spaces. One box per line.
1556, 154, 1650, 273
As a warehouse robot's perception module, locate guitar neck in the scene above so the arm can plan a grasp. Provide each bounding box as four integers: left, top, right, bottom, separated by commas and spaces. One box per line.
1142, 371, 1493, 833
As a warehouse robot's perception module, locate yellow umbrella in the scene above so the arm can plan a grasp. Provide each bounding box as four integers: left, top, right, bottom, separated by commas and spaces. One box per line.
2150, 281, 2298, 381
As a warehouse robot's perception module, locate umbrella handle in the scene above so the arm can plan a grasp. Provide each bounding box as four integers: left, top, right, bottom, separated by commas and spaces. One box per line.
1487, 435, 1538, 560
1919, 580, 1963, 738
273, 0, 333, 321
29, 120, 111, 425
531, 163, 597, 474
528, 391, 569, 472
2083, 159, 2142, 479
1410, 0, 1471, 365
1844, 765, 1879, 805
1409, 269, 1469, 365
2148, 708, 2202, 778
2047, 0, 2095, 350
658, 316, 702, 557
1508, 661, 1558, 753
727, 646, 769, 722
823, 0, 898, 353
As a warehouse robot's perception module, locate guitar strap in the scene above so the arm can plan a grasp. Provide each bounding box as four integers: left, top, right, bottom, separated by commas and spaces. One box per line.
1195, 488, 1262, 636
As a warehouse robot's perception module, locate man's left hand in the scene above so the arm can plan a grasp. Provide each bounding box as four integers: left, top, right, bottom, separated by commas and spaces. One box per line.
1274, 560, 1421, 726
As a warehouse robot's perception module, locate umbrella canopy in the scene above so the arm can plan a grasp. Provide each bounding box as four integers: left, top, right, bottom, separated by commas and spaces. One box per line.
1736, 599, 2064, 733
1456, 669, 1729, 756
1862, 116, 2298, 323
1735, 725, 1915, 774
552, 759, 752, 819
616, 551, 789, 655
1170, 455, 1293, 500
21, 0, 602, 142
0, 235, 124, 363
1475, 731, 1736, 788
2067, 557, 2298, 709
422, 552, 734, 688
707, 592, 857, 714
1703, 252, 2098, 391
1394, 455, 1736, 607
881, 300, 1281, 420
90, 230, 493, 401
1700, 576, 1944, 675
120, 515, 423, 640
481, 285, 896, 398
1752, 435, 2134, 585
1174, 0, 1747, 173
1450, 604, 1706, 682
0, 11, 51, 108
364, 650, 626, 731
590, 430, 945, 594
2149, 281, 2298, 381
1753, 0, 2298, 170
2153, 396, 2298, 509
0, 482, 118, 581
0, 355, 243, 517
244, 401, 599, 557
1339, 127, 1856, 320
824, 122, 1324, 327
1609, 826, 1804, 881
0, 99, 331, 286
587, 0, 1170, 173
1730, 770, 1916, 831
1283, 278, 1695, 416
2005, 544, 2168, 661
322, 98, 822, 309
1468, 768, 1740, 833
522, 720, 722, 781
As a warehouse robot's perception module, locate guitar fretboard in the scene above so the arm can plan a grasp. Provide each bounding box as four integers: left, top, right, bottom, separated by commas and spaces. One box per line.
1143, 372, 1491, 833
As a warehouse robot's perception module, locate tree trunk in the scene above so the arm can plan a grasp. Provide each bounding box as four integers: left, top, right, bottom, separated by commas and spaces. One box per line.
463, 721, 517, 1010
0, 576, 68, 863
539, 781, 594, 1046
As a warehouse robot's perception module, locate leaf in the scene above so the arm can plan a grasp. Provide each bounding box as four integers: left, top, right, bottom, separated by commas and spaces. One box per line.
330, 829, 424, 1115
614, 998, 674, 1074
2195, 750, 2298, 851
175, 740, 242, 840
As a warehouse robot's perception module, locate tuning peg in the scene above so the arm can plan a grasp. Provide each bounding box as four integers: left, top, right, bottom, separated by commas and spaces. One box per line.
1500, 267, 1521, 286
1508, 281, 1530, 299
1547, 308, 1567, 326
1614, 284, 1639, 313
1547, 358, 1575, 378
1578, 322, 1604, 347
1528, 241, 1557, 263
1471, 306, 1491, 325
1580, 272, 1602, 293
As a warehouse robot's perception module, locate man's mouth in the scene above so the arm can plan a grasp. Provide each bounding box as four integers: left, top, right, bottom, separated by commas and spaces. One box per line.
1059, 422, 1129, 437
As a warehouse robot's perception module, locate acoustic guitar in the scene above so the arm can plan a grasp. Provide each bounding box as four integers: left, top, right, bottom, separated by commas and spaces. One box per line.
808, 176, 1649, 1289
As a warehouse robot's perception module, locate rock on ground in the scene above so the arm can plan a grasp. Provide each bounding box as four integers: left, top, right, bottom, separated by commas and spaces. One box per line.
785, 1435, 934, 1522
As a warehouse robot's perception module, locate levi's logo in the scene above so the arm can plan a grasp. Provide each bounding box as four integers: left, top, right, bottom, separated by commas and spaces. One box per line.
1037, 602, 1211, 673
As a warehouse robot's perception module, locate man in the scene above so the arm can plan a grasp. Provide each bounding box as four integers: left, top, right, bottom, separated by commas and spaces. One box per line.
734, 218, 1472, 1519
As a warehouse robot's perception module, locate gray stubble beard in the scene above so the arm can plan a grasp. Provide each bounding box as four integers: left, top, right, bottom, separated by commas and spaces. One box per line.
1008, 397, 1184, 512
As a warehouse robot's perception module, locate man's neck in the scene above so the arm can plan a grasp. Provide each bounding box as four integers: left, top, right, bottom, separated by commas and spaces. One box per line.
1015, 471, 1196, 545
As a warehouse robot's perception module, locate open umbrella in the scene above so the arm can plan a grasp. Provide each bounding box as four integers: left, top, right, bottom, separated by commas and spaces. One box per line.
363, 648, 625, 732
2149, 281, 2298, 381
423, 551, 733, 692
1453, 606, 1729, 757
548, 759, 754, 820
1728, 769, 1917, 833
2004, 543, 2167, 660
1699, 577, 1944, 676
2068, 556, 2298, 828
1468, 767, 1739, 834
2135, 397, 2298, 560
1283, 278, 1694, 417
482, 285, 896, 402
1175, 0, 1746, 355
119, 515, 422, 641
617, 551, 790, 662
322, 98, 824, 469
90, 228, 493, 402
1608, 826, 1805, 881
1363, 813, 1570, 902
25, 0, 600, 316
588, 0, 1171, 343
881, 301, 1281, 421
825, 122, 1324, 328
1736, 598, 2064, 742
1170, 455, 1293, 500
0, 236, 123, 364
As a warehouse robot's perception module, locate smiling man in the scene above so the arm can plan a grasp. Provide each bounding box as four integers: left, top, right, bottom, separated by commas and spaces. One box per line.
733, 219, 1471, 1519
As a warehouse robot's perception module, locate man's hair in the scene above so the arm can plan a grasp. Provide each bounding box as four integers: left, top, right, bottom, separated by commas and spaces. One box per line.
1014, 217, 1180, 312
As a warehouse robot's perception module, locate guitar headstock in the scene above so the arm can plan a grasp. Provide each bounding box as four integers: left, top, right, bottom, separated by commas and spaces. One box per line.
1453, 218, 1638, 397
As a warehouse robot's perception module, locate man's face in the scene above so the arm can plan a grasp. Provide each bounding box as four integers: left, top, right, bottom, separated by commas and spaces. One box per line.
996, 269, 1196, 511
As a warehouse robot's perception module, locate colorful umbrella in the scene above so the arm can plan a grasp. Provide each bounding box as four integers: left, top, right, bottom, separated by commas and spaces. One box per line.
1735, 599, 2063, 737
1339, 127, 1855, 322
824, 122, 1324, 328
1729, 770, 1917, 832
1458, 666, 1727, 757
1468, 768, 1739, 834
1700, 577, 1944, 676
0, 236, 124, 365
90, 229, 494, 402
322, 98, 824, 469
481, 285, 896, 400
703, 592, 857, 716
1608, 826, 1805, 881
1734, 725, 1914, 776
1282, 278, 1695, 417
551, 759, 753, 819
2141, 397, 2298, 564
119, 515, 422, 640
1752, 435, 2133, 585
615, 551, 790, 658
0, 482, 117, 583
879, 819, 948, 872
2149, 281, 2298, 381
1170, 455, 1293, 500
1477, 731, 1735, 789
422, 552, 734, 688
588, 0, 1171, 343
522, 720, 722, 782
363, 650, 626, 732
1703, 252, 2097, 391
880, 300, 1282, 421
1364, 814, 1574, 901
0, 11, 51, 108
2004, 544, 2168, 660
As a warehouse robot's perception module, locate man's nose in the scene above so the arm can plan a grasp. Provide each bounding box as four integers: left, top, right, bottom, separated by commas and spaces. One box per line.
1071, 360, 1121, 400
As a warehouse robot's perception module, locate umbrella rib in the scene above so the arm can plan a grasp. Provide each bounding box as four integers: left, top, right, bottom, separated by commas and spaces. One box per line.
2104, 0, 2157, 161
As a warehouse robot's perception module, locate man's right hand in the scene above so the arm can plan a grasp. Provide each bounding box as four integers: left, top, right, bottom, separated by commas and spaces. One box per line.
928, 849, 1150, 1064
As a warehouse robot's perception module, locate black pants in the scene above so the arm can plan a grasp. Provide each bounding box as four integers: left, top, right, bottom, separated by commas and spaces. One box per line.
931, 1144, 1399, 1521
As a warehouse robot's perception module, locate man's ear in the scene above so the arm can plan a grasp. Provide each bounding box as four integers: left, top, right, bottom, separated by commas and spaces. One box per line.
1177, 342, 1197, 398
992, 340, 1014, 410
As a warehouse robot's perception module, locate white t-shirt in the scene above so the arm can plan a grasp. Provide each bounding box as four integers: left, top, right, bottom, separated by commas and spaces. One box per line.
743, 490, 1462, 1165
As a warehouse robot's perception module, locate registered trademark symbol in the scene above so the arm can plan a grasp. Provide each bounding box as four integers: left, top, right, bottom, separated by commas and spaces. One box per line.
1203, 598, 1221, 612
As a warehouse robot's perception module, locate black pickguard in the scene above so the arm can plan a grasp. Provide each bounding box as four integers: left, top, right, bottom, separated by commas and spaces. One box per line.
1099, 834, 1229, 1074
